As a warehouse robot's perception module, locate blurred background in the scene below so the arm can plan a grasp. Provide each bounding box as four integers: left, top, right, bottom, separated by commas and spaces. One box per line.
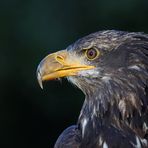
1, 0, 148, 147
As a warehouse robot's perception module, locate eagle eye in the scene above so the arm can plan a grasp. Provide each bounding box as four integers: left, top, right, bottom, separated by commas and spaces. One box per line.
85, 48, 100, 60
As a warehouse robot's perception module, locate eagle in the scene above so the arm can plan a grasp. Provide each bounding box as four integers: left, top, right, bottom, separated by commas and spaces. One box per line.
37, 30, 148, 148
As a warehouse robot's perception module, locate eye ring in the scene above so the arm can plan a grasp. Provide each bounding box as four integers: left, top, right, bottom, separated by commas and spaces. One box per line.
85, 48, 100, 60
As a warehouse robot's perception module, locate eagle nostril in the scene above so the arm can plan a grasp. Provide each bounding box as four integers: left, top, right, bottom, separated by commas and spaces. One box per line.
56, 55, 65, 64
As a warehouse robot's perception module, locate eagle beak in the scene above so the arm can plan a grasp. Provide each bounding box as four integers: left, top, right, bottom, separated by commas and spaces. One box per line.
36, 50, 94, 89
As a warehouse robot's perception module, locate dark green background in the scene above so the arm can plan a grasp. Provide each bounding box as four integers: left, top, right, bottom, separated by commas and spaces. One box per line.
1, 0, 148, 147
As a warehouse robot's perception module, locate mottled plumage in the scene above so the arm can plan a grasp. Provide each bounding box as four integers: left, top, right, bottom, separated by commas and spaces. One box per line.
37, 30, 148, 148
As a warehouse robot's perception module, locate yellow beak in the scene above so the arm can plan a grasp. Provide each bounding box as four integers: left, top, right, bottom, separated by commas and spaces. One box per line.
37, 50, 95, 88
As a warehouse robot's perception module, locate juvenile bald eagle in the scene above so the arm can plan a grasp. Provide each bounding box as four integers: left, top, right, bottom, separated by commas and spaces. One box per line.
37, 30, 148, 148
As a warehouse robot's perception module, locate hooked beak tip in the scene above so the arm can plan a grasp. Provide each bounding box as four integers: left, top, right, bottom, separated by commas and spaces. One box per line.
37, 66, 43, 89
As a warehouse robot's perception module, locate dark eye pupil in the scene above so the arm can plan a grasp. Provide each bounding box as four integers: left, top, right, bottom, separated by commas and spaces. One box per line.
88, 50, 94, 56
